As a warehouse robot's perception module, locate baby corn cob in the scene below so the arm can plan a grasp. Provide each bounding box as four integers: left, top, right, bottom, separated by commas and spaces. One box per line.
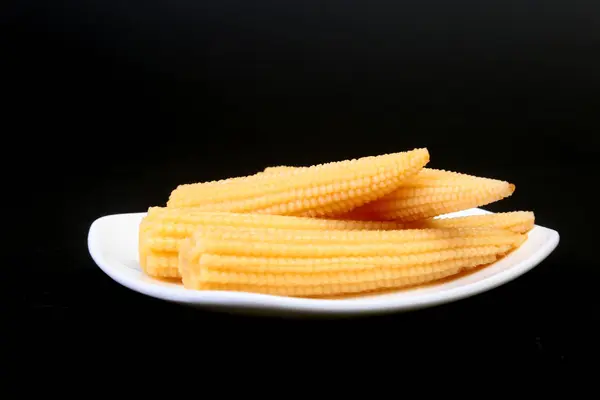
404, 211, 535, 234
340, 168, 515, 222
178, 225, 525, 297
166, 148, 430, 218
139, 209, 409, 278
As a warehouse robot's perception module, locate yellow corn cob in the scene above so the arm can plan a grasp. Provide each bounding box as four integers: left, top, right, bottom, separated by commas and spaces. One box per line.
139, 209, 409, 278
404, 211, 535, 233
178, 225, 525, 297
166, 148, 430, 218
340, 168, 515, 222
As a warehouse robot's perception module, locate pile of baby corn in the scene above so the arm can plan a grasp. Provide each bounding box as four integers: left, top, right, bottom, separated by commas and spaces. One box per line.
139, 148, 534, 298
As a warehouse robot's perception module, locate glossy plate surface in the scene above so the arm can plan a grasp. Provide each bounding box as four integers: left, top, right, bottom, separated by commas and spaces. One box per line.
87, 208, 559, 317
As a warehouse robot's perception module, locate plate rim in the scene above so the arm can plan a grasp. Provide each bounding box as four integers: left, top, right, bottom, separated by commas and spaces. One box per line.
87, 209, 560, 315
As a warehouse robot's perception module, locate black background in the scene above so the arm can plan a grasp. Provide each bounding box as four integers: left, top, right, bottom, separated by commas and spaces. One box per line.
5, 0, 599, 372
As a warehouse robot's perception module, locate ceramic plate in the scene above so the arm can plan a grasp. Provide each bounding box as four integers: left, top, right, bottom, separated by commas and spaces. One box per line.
87, 208, 559, 317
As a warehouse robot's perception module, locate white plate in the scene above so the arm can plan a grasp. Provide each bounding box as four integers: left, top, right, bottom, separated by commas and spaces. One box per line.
87, 208, 559, 317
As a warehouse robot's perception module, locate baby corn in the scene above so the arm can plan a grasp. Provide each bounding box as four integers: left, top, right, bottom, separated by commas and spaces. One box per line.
166, 148, 430, 218
178, 225, 525, 297
139, 209, 408, 278
340, 168, 515, 221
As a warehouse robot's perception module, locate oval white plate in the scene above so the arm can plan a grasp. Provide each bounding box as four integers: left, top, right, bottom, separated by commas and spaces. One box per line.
87, 208, 559, 317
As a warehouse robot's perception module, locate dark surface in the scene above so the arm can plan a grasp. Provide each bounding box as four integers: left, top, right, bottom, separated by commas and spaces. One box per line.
5, 0, 599, 370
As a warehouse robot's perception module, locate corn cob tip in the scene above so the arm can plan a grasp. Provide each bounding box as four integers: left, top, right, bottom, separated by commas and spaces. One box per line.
340, 167, 516, 222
